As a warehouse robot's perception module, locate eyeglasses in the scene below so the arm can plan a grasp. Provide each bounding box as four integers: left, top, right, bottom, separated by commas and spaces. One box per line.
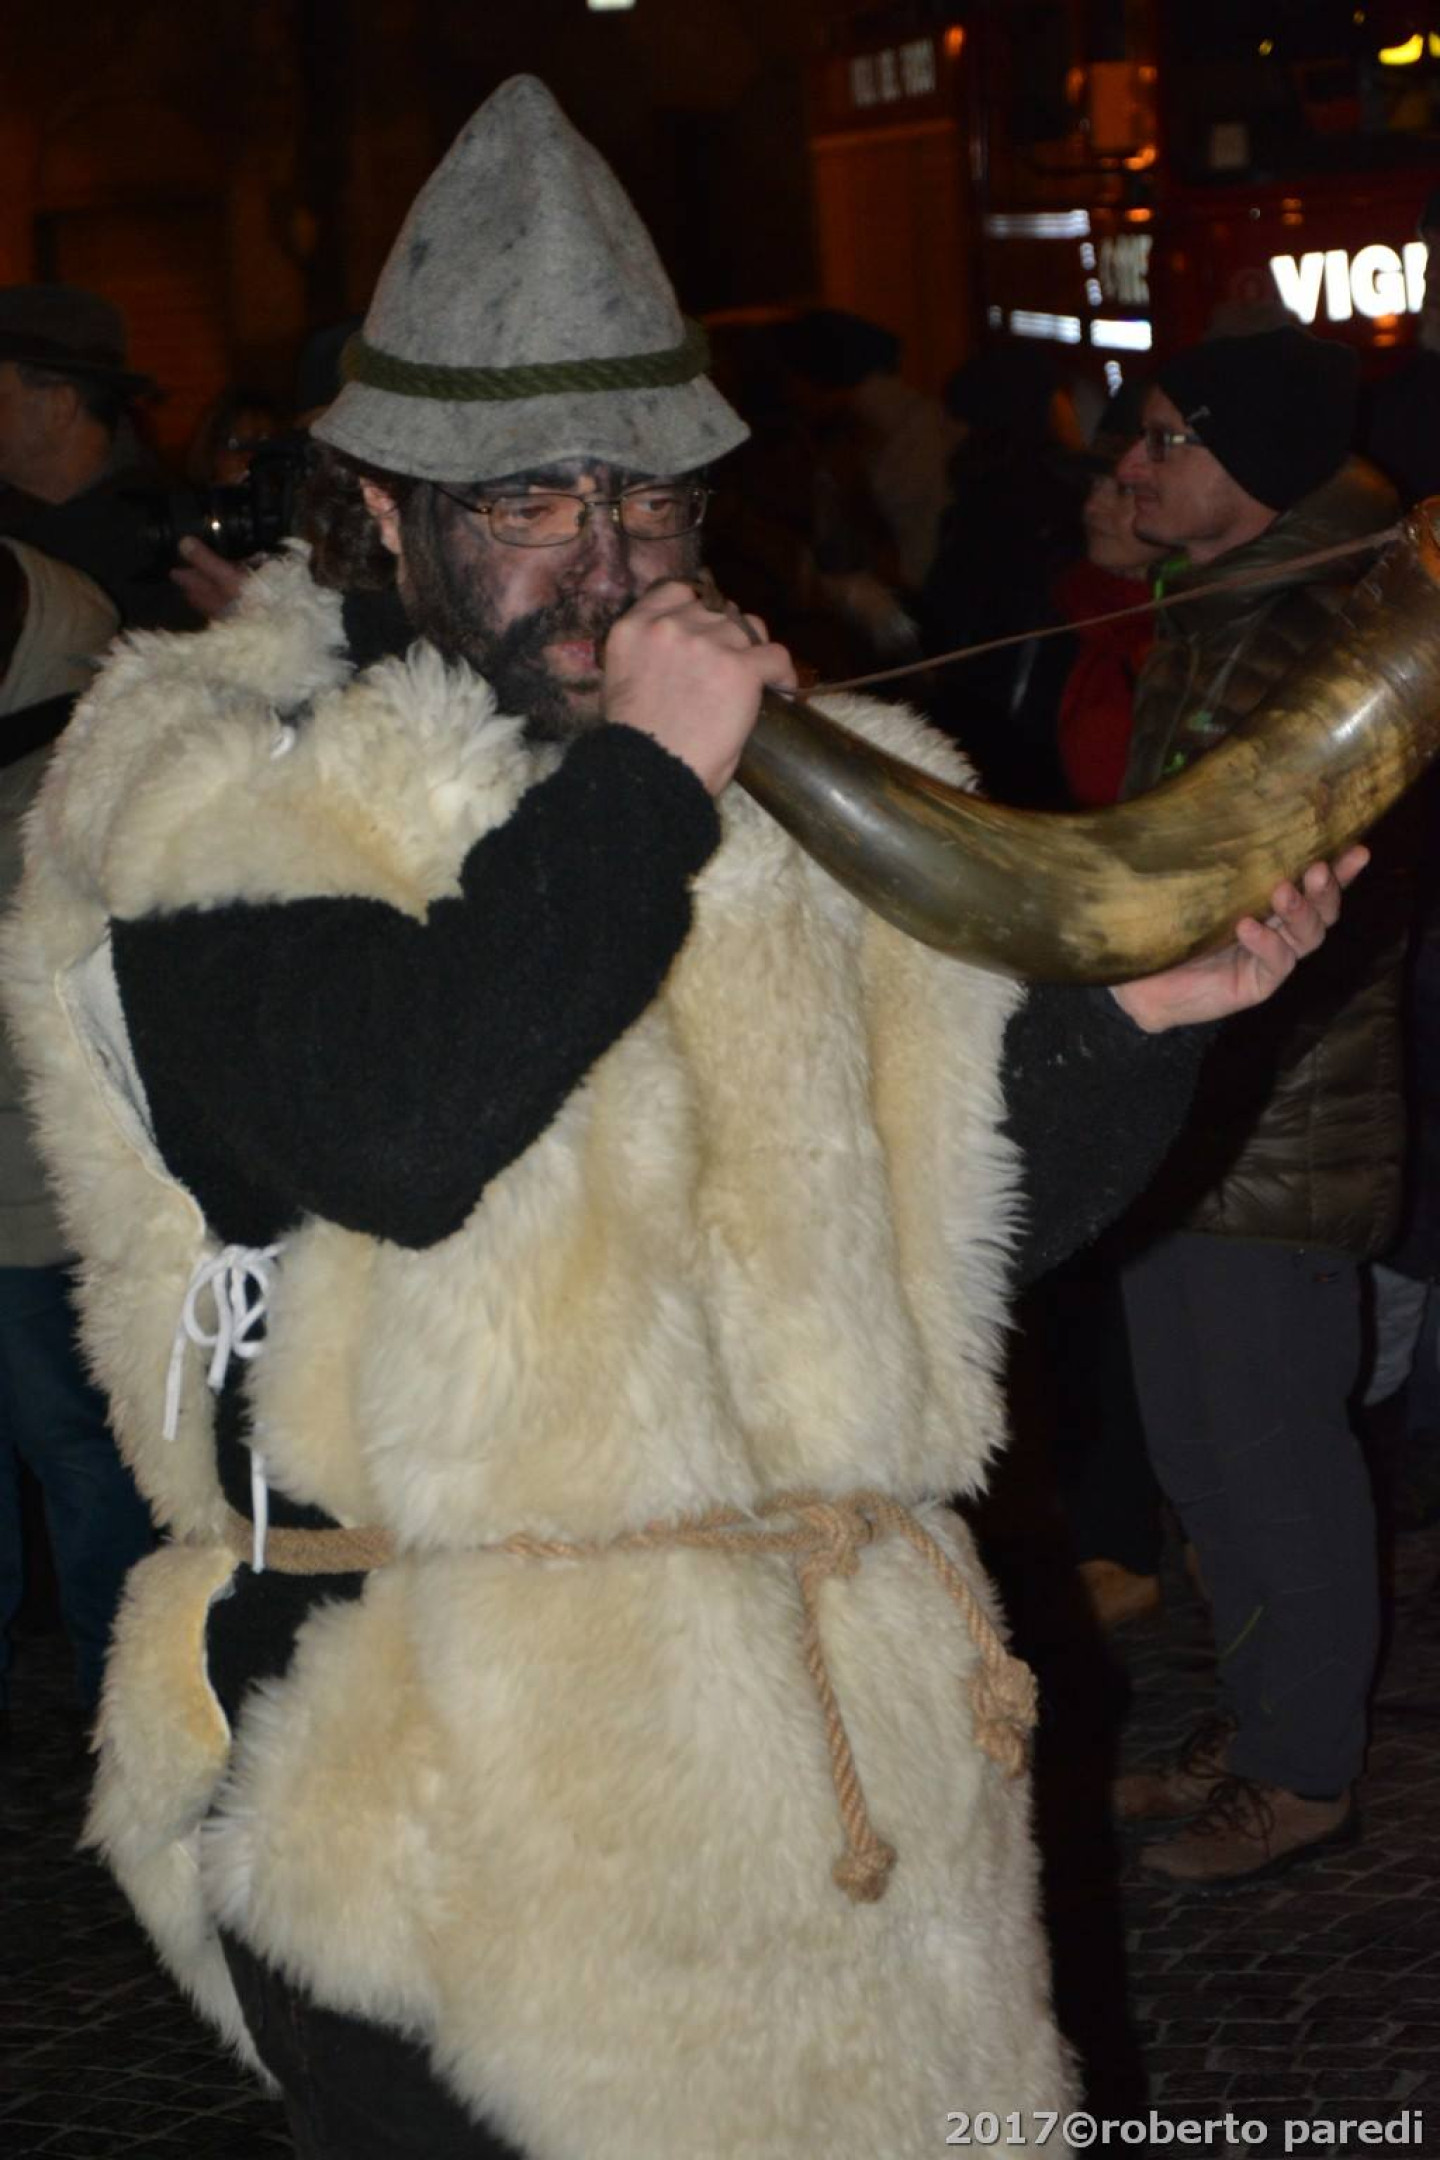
1141, 426, 1205, 463
432, 482, 712, 548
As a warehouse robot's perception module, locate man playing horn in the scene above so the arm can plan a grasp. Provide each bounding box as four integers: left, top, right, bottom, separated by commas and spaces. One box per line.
1110, 330, 1403, 1886
4, 80, 1361, 2160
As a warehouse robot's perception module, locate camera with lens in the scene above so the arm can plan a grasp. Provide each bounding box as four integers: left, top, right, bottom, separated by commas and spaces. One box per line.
130, 433, 313, 575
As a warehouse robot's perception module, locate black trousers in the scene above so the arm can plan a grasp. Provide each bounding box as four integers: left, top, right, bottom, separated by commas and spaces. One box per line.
1120, 1230, 1377, 1794
221, 1930, 527, 2160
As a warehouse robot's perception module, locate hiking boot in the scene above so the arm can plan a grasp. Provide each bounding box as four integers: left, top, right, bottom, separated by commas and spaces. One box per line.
1077, 1560, 1162, 1633
1112, 1712, 1236, 1824
1139, 1774, 1355, 1887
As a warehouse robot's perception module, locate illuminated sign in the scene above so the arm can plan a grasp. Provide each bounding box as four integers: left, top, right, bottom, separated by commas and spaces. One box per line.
984, 210, 1091, 239
1091, 318, 1153, 350
1009, 310, 1083, 343
1098, 233, 1152, 306
1269, 242, 1428, 324
849, 37, 938, 109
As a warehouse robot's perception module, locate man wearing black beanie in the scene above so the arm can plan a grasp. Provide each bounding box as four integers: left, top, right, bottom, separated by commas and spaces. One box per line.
1142, 325, 1360, 534
1107, 330, 1409, 1888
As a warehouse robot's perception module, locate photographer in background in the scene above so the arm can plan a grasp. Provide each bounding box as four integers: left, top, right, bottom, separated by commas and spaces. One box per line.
0, 285, 196, 632
186, 385, 286, 488
170, 319, 359, 621
0, 539, 154, 1757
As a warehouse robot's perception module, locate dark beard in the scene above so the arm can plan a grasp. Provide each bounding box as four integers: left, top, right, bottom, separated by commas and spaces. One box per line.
393, 483, 696, 744
466, 595, 618, 743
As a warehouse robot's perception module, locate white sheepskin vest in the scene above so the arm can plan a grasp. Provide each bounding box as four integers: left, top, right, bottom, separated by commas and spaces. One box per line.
4, 552, 1077, 2156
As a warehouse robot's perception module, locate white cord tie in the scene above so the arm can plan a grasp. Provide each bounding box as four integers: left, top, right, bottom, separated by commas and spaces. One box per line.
250, 1449, 271, 1575
163, 1243, 284, 1443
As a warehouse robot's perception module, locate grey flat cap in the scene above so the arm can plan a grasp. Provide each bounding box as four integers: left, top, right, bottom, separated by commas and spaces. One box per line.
314, 76, 747, 481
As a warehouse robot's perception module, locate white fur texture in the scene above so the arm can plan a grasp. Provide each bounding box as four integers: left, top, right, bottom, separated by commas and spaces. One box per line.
4, 555, 1073, 2156
83, 1543, 258, 2066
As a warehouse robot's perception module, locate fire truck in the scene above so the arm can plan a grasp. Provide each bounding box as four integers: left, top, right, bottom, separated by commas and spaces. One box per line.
808, 1, 1440, 396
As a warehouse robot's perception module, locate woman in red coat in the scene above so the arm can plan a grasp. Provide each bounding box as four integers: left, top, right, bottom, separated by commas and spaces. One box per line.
1054, 460, 1169, 807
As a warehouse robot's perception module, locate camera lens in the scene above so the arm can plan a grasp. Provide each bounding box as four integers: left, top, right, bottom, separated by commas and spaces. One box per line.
124, 437, 310, 577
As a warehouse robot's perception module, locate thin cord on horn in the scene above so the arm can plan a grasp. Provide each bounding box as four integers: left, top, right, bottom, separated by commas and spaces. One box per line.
807, 526, 1402, 699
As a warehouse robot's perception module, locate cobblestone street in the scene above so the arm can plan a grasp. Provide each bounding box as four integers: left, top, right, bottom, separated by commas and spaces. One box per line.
3, 1519, 1438, 2159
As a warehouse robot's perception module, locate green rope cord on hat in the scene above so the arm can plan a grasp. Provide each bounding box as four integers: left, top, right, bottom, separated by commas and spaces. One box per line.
341, 317, 711, 402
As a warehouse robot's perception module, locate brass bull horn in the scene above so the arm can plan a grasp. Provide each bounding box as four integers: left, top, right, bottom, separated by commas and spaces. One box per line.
737, 505, 1440, 985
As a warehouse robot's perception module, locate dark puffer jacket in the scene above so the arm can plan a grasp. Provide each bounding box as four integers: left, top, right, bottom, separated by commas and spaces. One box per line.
1121, 457, 1411, 1257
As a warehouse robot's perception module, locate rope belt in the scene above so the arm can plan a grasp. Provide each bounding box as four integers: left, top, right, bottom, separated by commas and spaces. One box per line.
221, 1487, 1038, 1903
222, 1510, 396, 1575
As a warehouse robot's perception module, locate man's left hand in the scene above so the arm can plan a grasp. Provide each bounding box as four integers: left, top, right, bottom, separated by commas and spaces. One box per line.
1111, 847, 1368, 1033
171, 537, 251, 620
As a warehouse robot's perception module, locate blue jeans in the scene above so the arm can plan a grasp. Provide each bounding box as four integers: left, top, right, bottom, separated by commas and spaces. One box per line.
0, 1264, 154, 1715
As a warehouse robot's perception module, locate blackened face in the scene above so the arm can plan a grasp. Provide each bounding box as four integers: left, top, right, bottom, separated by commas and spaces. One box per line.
395, 459, 702, 740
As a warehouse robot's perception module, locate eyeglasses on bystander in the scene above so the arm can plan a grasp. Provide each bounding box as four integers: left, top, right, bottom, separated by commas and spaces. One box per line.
1140, 425, 1206, 463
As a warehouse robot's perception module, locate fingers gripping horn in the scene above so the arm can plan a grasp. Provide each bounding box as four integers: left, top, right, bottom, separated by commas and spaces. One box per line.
737, 507, 1440, 985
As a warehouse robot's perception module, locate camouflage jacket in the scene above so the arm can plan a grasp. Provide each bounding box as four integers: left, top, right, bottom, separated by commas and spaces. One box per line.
1120, 459, 1412, 1256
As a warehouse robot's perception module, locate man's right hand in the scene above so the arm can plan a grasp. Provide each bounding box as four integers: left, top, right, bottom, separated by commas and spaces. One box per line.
602, 579, 796, 796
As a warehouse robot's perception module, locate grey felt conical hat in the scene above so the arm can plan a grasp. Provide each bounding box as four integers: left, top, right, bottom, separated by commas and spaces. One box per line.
313, 76, 748, 481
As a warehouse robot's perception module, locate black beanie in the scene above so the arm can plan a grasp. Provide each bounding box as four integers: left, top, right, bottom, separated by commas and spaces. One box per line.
1156, 328, 1359, 512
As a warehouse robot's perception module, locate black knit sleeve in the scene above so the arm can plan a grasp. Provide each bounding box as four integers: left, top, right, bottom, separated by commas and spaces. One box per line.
110, 726, 720, 1250
1002, 984, 1214, 1287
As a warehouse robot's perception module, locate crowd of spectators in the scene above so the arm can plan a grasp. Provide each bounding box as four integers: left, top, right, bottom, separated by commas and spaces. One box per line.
695, 296, 1440, 1888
